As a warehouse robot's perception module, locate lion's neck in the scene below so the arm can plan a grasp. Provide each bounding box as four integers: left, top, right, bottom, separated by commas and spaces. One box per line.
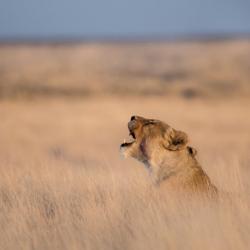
148, 149, 202, 185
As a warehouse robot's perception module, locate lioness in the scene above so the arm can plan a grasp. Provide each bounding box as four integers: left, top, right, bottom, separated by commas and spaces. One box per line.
120, 116, 217, 197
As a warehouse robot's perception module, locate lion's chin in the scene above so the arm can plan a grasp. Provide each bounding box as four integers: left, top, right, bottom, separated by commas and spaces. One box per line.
120, 145, 130, 158
120, 139, 135, 158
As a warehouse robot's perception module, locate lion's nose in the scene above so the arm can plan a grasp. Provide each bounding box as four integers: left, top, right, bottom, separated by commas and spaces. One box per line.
131, 116, 137, 121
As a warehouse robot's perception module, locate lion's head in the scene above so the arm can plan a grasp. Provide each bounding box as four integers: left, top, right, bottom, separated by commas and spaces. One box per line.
120, 116, 195, 164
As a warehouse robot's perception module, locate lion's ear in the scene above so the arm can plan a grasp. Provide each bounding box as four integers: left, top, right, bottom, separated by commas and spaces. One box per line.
187, 146, 197, 156
164, 128, 189, 151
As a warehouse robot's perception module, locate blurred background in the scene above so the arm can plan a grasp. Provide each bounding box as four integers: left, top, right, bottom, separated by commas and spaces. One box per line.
0, 0, 250, 99
0, 0, 250, 169
0, 0, 250, 166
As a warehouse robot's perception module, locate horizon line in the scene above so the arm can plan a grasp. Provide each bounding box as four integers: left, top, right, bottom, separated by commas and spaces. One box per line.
0, 32, 250, 44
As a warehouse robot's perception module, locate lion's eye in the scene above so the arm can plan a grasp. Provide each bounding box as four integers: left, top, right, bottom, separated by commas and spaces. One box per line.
144, 120, 156, 126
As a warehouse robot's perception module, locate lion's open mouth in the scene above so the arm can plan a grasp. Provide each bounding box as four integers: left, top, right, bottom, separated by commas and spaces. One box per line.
120, 131, 136, 148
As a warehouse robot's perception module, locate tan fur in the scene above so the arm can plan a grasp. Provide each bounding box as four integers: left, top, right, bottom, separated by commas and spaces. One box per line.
120, 116, 217, 197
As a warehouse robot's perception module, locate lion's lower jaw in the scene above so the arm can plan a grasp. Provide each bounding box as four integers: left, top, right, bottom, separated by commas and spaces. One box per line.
120, 147, 130, 158
120, 146, 137, 159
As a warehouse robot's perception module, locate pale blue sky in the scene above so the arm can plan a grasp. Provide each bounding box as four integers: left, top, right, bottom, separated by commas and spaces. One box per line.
0, 0, 250, 38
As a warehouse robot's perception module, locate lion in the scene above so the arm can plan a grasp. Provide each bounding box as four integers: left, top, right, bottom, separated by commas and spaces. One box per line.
120, 115, 217, 197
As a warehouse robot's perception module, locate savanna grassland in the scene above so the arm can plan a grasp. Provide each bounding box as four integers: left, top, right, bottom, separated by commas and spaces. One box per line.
0, 39, 250, 250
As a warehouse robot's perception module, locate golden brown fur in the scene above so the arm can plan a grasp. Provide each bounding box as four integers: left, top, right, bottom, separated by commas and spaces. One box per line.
120, 116, 217, 197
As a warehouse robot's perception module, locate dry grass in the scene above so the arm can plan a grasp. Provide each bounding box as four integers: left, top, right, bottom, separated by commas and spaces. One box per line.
0, 97, 250, 250
0, 40, 250, 249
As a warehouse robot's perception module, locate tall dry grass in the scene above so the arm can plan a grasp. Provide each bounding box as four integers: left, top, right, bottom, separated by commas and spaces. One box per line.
1, 158, 249, 250
0, 97, 250, 250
